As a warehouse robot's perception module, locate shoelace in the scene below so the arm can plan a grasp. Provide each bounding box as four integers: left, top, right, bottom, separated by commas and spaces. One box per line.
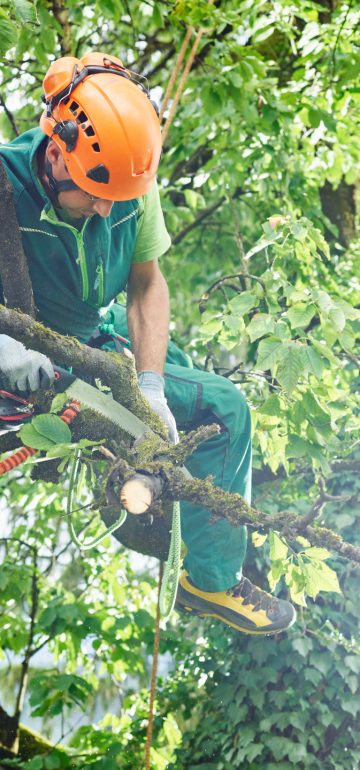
227, 577, 279, 614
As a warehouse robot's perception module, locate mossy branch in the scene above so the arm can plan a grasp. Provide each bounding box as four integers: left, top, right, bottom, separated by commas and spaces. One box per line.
0, 304, 166, 436
0, 306, 358, 565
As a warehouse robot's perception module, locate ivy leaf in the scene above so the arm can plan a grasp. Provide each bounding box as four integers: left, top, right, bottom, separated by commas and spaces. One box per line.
287, 303, 316, 328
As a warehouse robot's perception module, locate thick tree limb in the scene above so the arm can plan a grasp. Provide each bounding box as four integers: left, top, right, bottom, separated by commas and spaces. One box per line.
0, 162, 35, 317
107, 461, 360, 564
1, 306, 358, 566
0, 305, 165, 435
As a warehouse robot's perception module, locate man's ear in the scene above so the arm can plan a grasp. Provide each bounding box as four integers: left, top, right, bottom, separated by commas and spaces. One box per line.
46, 141, 66, 174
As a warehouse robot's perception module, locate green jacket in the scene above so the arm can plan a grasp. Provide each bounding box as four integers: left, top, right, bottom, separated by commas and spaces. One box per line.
0, 128, 170, 342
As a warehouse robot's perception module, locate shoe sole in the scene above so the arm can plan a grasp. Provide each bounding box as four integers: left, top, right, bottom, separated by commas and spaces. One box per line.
175, 599, 296, 636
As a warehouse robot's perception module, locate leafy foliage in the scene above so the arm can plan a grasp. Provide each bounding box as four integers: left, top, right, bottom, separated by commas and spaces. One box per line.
0, 0, 359, 767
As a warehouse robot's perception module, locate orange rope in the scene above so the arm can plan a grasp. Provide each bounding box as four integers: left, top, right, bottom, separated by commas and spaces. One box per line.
161, 0, 215, 145
0, 445, 37, 474
145, 561, 164, 770
159, 26, 194, 121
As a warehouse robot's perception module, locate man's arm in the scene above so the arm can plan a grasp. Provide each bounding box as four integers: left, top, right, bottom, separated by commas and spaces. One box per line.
126, 259, 178, 443
127, 258, 170, 374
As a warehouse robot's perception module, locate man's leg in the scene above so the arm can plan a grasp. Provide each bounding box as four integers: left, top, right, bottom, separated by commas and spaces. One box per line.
164, 364, 250, 592
164, 364, 296, 635
100, 306, 295, 634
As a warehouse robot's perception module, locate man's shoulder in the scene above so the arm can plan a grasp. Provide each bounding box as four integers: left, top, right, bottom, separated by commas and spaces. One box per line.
0, 128, 46, 196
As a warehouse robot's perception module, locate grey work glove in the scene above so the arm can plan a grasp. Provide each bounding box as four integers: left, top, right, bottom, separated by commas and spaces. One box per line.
0, 335, 54, 393
138, 370, 179, 444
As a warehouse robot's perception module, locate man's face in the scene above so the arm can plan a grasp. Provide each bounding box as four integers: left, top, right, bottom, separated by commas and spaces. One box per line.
57, 188, 114, 220
45, 142, 114, 220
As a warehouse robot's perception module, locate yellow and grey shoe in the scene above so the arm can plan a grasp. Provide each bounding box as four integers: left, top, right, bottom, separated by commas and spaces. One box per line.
176, 571, 296, 635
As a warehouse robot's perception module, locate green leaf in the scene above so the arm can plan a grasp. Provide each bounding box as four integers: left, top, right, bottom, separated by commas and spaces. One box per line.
227, 292, 258, 316
244, 233, 282, 261
50, 392, 68, 414
288, 743, 308, 763
292, 636, 313, 657
257, 337, 283, 371
184, 189, 199, 209
252, 531, 267, 548
303, 547, 331, 561
257, 394, 282, 416
287, 303, 316, 328
328, 306, 346, 332
302, 561, 341, 598
13, 0, 38, 25
0, 17, 18, 55
276, 344, 305, 394
247, 313, 275, 342
344, 655, 360, 674
269, 531, 288, 561
19, 423, 53, 450
44, 752, 63, 769
31, 414, 72, 445
301, 345, 324, 379
313, 290, 334, 313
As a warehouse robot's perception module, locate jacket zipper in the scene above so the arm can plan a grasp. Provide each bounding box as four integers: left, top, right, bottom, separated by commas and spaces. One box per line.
96, 262, 104, 306
40, 208, 91, 302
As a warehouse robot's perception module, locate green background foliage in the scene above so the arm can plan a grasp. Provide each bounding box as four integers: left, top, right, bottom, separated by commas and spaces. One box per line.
0, 0, 359, 767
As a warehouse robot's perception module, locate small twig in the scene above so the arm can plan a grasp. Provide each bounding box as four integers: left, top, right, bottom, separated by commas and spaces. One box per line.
13, 546, 39, 730
199, 271, 265, 313
0, 95, 19, 136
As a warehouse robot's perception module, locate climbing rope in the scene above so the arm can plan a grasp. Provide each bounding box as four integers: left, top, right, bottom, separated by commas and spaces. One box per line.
160, 500, 181, 618
145, 560, 164, 770
161, 0, 215, 145
66, 449, 128, 550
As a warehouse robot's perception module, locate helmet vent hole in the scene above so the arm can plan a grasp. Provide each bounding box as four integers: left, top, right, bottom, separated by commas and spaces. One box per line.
76, 110, 88, 124
92, 142, 100, 152
69, 101, 79, 114
84, 125, 95, 137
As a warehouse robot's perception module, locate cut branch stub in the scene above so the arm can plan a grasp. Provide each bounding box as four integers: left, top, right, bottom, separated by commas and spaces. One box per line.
120, 472, 164, 514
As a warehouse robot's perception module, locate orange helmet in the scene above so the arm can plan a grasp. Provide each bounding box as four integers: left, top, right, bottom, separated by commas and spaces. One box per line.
40, 52, 162, 201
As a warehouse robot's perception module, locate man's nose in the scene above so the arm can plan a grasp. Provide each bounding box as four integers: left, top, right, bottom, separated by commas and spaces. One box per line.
92, 199, 114, 217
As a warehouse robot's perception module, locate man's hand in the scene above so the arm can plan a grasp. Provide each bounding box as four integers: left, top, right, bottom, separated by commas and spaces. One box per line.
0, 335, 54, 393
138, 370, 179, 444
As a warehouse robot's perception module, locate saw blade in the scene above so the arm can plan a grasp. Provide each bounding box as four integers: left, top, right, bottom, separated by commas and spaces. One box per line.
65, 378, 151, 440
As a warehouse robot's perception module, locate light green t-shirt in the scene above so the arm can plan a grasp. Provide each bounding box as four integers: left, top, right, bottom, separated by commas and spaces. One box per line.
133, 180, 171, 263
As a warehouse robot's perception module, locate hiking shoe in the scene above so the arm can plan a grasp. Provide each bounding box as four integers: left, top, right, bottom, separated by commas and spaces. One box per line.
176, 571, 296, 635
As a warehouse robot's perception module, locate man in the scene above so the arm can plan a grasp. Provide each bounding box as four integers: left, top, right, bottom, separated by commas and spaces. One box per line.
0, 51, 296, 635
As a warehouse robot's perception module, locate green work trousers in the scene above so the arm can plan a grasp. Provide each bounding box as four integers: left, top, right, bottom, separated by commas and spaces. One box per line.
101, 306, 252, 592
164, 365, 251, 591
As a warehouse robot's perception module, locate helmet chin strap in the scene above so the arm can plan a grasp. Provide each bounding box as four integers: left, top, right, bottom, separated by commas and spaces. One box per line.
45, 158, 79, 198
